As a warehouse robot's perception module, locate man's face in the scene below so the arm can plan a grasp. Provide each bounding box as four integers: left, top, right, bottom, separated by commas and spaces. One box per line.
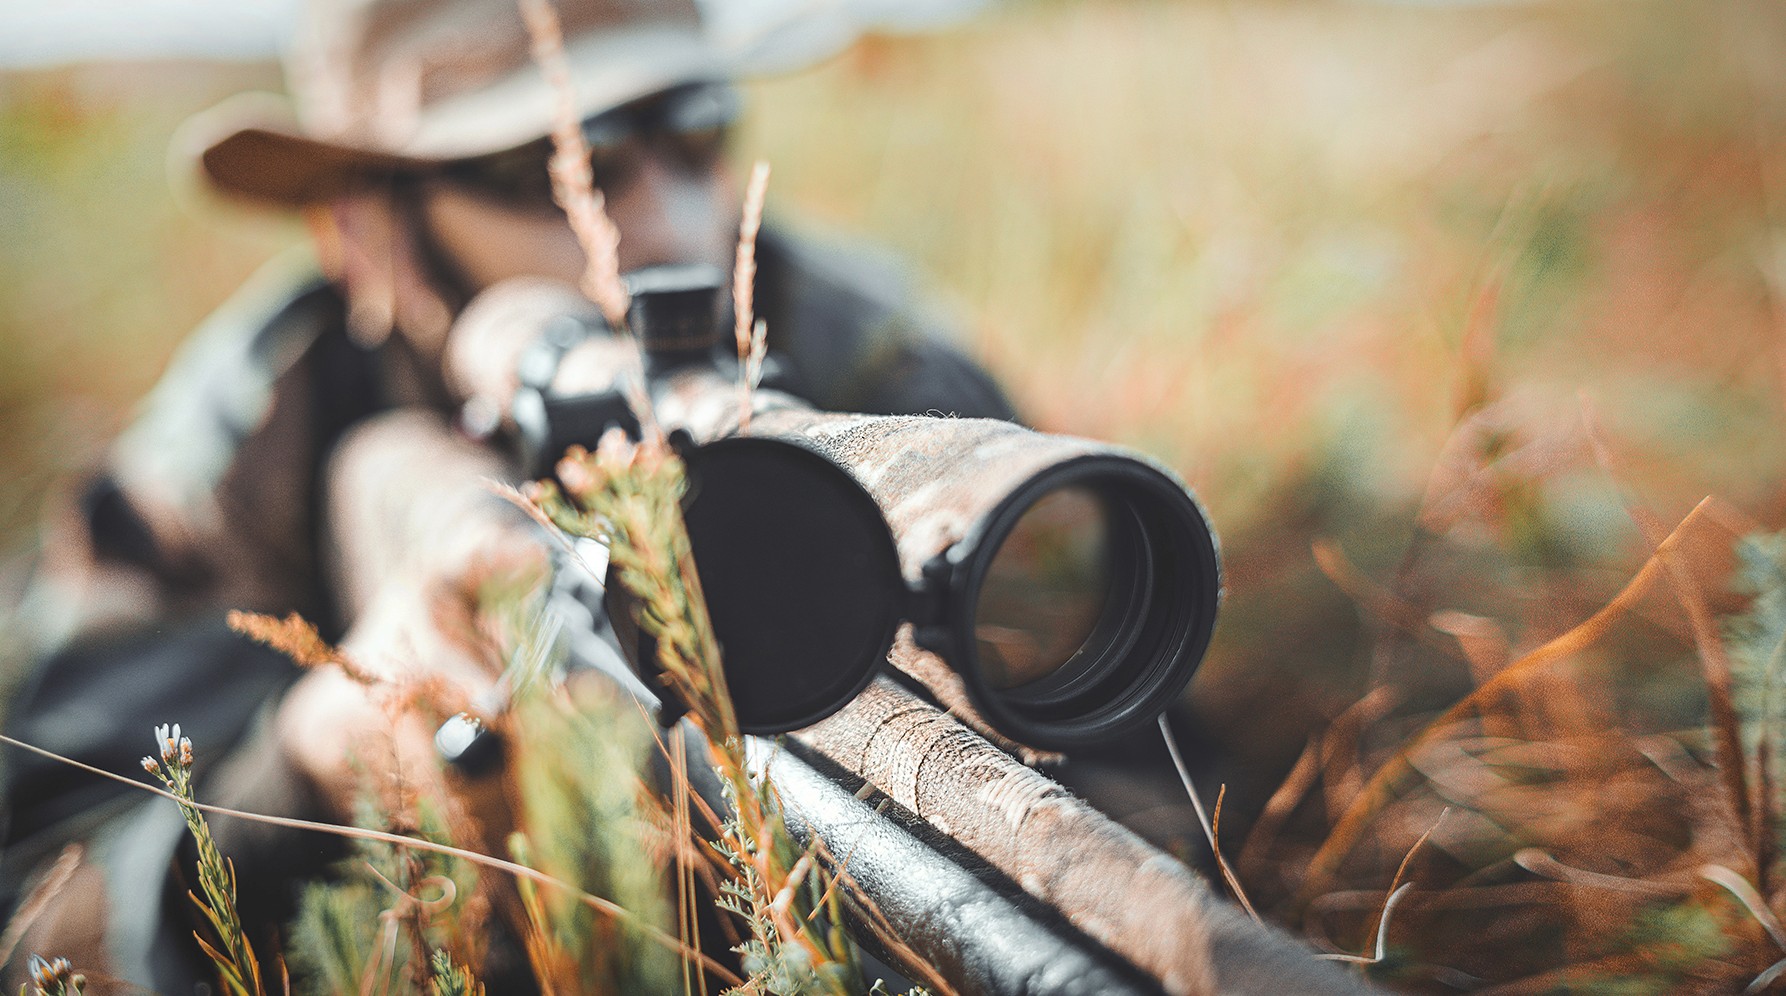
414, 84, 744, 295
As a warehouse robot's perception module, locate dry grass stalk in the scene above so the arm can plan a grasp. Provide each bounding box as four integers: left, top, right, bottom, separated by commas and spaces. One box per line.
669, 732, 705, 996
1161, 714, 1260, 922
1313, 808, 1444, 967
516, 0, 624, 328
1581, 400, 1768, 884
1652, 513, 1762, 875
733, 161, 771, 431
1210, 785, 1262, 924
228, 610, 382, 685
1314, 883, 1412, 967
516, 0, 661, 444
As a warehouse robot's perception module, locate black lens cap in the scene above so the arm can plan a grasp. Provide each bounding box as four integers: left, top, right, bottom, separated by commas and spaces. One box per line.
679, 436, 904, 733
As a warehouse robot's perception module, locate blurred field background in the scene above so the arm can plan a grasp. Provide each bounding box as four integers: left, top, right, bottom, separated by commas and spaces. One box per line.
5, 0, 1786, 989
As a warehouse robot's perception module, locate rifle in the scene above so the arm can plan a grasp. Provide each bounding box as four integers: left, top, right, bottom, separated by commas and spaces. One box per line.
395, 266, 1370, 994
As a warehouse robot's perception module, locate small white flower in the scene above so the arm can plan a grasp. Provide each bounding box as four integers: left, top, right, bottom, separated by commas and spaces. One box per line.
141, 756, 158, 774
29, 955, 71, 987
155, 723, 184, 765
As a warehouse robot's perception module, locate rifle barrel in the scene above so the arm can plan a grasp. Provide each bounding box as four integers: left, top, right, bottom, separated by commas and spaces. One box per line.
759, 738, 1162, 996
789, 678, 1375, 996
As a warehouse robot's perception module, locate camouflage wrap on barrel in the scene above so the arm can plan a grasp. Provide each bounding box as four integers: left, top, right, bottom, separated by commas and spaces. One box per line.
790, 679, 1375, 996
736, 406, 1176, 585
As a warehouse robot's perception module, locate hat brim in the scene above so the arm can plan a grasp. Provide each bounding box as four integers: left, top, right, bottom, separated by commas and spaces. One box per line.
197, 119, 431, 206
195, 24, 731, 206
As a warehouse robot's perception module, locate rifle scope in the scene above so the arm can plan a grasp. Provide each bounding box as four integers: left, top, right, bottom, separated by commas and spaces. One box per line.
451, 268, 1221, 750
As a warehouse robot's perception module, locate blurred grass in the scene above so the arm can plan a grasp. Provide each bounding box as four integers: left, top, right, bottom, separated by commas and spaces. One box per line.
4, 1, 1786, 986
736, 0, 1786, 839
742, 1, 1785, 515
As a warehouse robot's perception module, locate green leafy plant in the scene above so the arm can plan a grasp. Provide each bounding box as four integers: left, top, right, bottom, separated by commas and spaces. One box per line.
285, 792, 482, 996
429, 949, 484, 996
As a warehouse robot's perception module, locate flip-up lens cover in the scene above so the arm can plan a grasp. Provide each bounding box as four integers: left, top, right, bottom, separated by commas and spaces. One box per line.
680, 436, 903, 734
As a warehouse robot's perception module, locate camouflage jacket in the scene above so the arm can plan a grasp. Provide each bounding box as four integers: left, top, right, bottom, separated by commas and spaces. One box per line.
0, 224, 1015, 989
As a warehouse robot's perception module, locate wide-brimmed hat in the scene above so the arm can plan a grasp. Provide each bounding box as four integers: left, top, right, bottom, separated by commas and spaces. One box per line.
194, 0, 747, 205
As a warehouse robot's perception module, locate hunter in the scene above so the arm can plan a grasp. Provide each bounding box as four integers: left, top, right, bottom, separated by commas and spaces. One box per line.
0, 0, 1017, 988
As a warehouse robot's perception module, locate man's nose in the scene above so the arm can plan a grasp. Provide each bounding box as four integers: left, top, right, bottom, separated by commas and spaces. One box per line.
605, 148, 734, 274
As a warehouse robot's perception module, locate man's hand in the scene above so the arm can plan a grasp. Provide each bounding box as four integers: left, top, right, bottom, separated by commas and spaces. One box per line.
275, 408, 545, 823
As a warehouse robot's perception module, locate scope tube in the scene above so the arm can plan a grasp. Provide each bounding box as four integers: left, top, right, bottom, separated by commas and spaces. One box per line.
722, 407, 1222, 749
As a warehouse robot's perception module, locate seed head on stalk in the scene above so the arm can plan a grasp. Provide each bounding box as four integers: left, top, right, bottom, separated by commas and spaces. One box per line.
142, 725, 266, 996
517, 0, 662, 445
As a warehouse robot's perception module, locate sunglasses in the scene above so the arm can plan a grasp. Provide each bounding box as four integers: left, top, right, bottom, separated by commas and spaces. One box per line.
437, 82, 743, 208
